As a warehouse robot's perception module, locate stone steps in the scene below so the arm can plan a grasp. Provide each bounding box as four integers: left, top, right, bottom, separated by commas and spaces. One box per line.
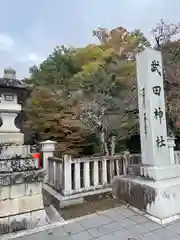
43, 192, 65, 224
44, 205, 65, 223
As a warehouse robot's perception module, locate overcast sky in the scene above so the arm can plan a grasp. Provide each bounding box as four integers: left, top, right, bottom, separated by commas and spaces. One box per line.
0, 0, 179, 79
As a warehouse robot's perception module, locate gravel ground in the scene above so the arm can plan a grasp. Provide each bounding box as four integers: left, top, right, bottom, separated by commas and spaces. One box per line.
58, 192, 122, 220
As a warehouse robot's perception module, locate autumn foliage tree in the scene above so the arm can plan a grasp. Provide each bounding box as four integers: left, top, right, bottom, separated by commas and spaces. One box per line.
24, 26, 150, 155
24, 86, 92, 156
78, 27, 150, 154
151, 19, 180, 136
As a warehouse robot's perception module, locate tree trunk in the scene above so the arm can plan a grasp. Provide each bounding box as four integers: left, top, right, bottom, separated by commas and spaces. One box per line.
100, 131, 109, 156
111, 136, 116, 156
104, 141, 109, 156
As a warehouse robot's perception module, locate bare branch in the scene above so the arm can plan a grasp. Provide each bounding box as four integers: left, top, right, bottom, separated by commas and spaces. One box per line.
151, 19, 180, 48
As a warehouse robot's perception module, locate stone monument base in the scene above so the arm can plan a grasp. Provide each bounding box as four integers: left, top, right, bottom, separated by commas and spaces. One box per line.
112, 175, 180, 224
0, 132, 24, 144
0, 170, 49, 235
127, 164, 180, 181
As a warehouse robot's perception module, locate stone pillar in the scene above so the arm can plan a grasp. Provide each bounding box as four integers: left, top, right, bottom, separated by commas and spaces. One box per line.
112, 48, 180, 224
74, 161, 81, 191
102, 158, 107, 185
83, 161, 90, 188
62, 155, 72, 196
41, 140, 56, 182
137, 48, 169, 166
93, 160, 99, 186
128, 48, 180, 180
167, 136, 176, 165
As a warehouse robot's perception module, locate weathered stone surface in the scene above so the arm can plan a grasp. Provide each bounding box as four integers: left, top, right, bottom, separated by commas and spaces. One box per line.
0, 133, 24, 145
0, 143, 29, 158
0, 171, 47, 235
112, 176, 156, 211
9, 213, 31, 233
10, 183, 25, 199
0, 199, 19, 217
0, 217, 9, 234
0, 169, 45, 186
0, 158, 38, 173
25, 182, 42, 196
0, 209, 49, 235
18, 194, 43, 213
127, 164, 145, 177
23, 170, 45, 182
0, 186, 9, 200
127, 164, 180, 181
31, 210, 49, 228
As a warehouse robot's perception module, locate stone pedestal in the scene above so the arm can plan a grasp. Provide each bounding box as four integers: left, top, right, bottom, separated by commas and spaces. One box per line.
0, 159, 49, 235
113, 164, 180, 224
112, 175, 180, 224
0, 133, 24, 144
0, 143, 30, 158
127, 164, 180, 181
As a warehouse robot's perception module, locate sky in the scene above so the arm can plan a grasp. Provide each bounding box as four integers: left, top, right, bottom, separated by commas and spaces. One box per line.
0, 0, 180, 79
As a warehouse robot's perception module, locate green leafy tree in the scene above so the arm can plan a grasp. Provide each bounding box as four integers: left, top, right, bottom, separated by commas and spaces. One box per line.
24, 26, 150, 155
74, 27, 150, 155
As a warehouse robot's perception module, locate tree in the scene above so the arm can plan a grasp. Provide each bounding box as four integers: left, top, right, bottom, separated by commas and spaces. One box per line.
24, 86, 91, 156
151, 19, 180, 48
151, 19, 180, 136
75, 27, 150, 155
25, 45, 104, 156
24, 26, 150, 156
93, 26, 150, 56
26, 46, 79, 90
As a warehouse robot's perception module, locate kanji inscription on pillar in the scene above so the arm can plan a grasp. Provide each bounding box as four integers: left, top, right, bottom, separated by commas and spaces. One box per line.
136, 48, 169, 166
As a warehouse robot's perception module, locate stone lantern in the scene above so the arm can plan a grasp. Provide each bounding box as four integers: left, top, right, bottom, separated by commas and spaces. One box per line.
0, 67, 30, 144
0, 68, 48, 234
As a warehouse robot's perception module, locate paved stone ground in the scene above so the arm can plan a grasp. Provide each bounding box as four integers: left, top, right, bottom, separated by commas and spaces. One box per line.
10, 205, 180, 239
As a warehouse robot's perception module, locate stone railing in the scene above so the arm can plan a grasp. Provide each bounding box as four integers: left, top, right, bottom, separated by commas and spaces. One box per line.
47, 156, 63, 192
41, 139, 180, 202
46, 153, 141, 197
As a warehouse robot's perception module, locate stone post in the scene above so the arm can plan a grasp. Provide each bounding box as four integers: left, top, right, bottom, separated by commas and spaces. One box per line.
123, 151, 130, 176
62, 155, 72, 196
41, 140, 56, 182
83, 161, 90, 188
167, 136, 176, 164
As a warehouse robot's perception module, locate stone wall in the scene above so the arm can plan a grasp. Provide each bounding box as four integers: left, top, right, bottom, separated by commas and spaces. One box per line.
0, 169, 48, 235
0, 144, 30, 158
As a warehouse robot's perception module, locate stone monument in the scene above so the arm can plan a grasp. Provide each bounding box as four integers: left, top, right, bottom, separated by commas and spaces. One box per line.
0, 68, 48, 235
112, 48, 180, 224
